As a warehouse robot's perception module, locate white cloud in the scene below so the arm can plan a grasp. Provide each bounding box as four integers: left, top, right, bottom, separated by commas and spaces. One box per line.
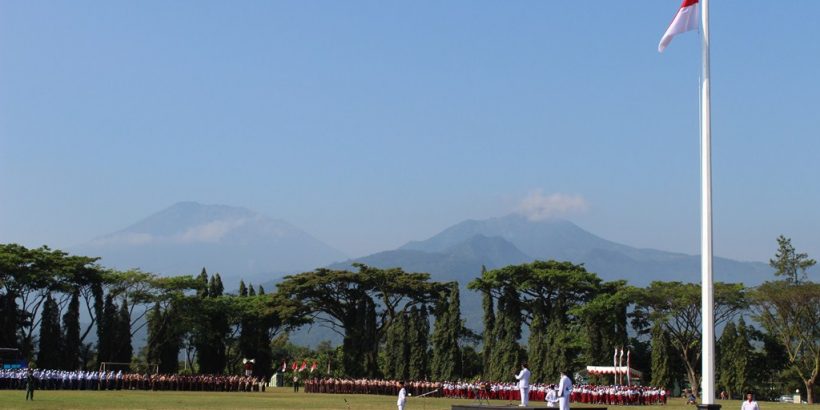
515, 191, 589, 221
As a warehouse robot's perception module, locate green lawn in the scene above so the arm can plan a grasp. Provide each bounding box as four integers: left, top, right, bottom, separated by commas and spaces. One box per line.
0, 389, 810, 410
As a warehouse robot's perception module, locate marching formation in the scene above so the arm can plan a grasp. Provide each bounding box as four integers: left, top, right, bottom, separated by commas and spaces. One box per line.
303, 376, 668, 406
0, 369, 265, 392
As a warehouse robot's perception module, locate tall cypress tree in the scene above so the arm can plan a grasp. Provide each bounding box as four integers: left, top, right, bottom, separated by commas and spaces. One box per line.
197, 273, 229, 374
37, 293, 62, 369
116, 298, 133, 365
732, 317, 752, 397
717, 321, 738, 398
481, 284, 495, 377
97, 293, 118, 364
408, 305, 430, 380
650, 321, 672, 388
382, 313, 402, 379
528, 306, 549, 381
489, 285, 522, 381
238, 280, 247, 297
431, 284, 462, 381
147, 303, 163, 370
62, 289, 81, 370
543, 315, 573, 380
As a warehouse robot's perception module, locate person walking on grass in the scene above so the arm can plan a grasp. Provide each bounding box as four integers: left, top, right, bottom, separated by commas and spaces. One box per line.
741, 392, 760, 410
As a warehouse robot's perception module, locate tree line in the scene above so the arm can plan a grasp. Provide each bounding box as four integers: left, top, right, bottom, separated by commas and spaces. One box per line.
0, 235, 817, 402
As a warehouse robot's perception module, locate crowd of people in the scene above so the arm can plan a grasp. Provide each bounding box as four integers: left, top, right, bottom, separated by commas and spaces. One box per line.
303, 376, 668, 406
303, 378, 441, 397
0, 368, 266, 392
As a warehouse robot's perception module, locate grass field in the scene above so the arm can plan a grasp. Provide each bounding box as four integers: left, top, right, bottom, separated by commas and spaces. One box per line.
0, 389, 811, 410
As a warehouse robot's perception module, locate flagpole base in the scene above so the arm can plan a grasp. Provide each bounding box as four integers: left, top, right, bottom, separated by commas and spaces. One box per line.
698, 404, 721, 410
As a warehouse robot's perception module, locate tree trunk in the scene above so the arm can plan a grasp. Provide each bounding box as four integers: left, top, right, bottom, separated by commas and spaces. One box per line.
805, 379, 814, 404
686, 364, 700, 399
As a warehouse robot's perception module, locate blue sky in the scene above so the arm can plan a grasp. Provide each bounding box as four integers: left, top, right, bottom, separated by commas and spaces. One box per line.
1, 1, 818, 262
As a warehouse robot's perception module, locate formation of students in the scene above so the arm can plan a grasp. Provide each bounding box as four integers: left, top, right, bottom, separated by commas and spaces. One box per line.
0, 369, 265, 392
303, 378, 441, 397
303, 376, 668, 406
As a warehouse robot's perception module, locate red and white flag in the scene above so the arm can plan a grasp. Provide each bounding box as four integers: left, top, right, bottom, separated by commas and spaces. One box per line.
291, 361, 298, 371
658, 0, 699, 52
281, 360, 287, 372
310, 361, 317, 373
299, 360, 307, 372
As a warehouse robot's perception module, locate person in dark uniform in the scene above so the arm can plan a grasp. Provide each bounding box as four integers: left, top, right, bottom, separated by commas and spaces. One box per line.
25, 368, 35, 401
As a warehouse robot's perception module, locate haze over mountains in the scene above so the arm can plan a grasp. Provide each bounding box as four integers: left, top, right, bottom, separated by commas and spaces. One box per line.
72, 202, 776, 346
333, 214, 772, 287
74, 201, 773, 290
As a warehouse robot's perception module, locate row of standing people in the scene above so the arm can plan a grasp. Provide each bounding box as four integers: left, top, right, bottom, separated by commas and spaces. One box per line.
0, 369, 265, 392
303, 377, 441, 397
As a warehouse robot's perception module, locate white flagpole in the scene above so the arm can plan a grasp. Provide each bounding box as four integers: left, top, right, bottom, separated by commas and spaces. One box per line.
700, 0, 716, 406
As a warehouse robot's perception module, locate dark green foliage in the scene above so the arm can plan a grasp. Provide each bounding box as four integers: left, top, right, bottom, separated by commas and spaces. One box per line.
37, 293, 62, 369
488, 285, 522, 381
717, 321, 738, 397
276, 264, 443, 379
195, 272, 229, 374
430, 283, 462, 381
633, 281, 747, 397
97, 294, 118, 364
0, 289, 20, 349
527, 306, 549, 381
480, 271, 494, 376
733, 318, 752, 395
752, 279, 820, 404
769, 235, 816, 284
470, 260, 602, 382
408, 305, 430, 380
62, 289, 81, 370
147, 301, 184, 374
115, 298, 133, 364
381, 312, 406, 380
650, 321, 671, 388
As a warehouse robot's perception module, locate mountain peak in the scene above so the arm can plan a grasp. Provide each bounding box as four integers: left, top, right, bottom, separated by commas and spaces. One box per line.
73, 202, 346, 286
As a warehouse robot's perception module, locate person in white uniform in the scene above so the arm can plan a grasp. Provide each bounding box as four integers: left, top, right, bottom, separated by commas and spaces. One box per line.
741, 392, 760, 410
546, 385, 558, 407
558, 370, 573, 410
397, 381, 408, 410
515, 362, 531, 407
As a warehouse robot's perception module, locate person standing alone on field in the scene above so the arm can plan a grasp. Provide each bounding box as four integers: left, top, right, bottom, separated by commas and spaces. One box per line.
397, 381, 409, 410
25, 367, 35, 401
741, 392, 760, 410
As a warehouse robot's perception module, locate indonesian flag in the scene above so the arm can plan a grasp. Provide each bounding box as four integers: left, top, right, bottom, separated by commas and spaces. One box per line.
281, 360, 287, 372
299, 360, 307, 372
658, 0, 699, 53
291, 361, 298, 371
310, 361, 317, 373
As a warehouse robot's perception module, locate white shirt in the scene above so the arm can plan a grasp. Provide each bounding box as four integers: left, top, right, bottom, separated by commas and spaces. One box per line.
741, 400, 760, 410
398, 387, 407, 406
515, 368, 531, 388
558, 375, 572, 398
